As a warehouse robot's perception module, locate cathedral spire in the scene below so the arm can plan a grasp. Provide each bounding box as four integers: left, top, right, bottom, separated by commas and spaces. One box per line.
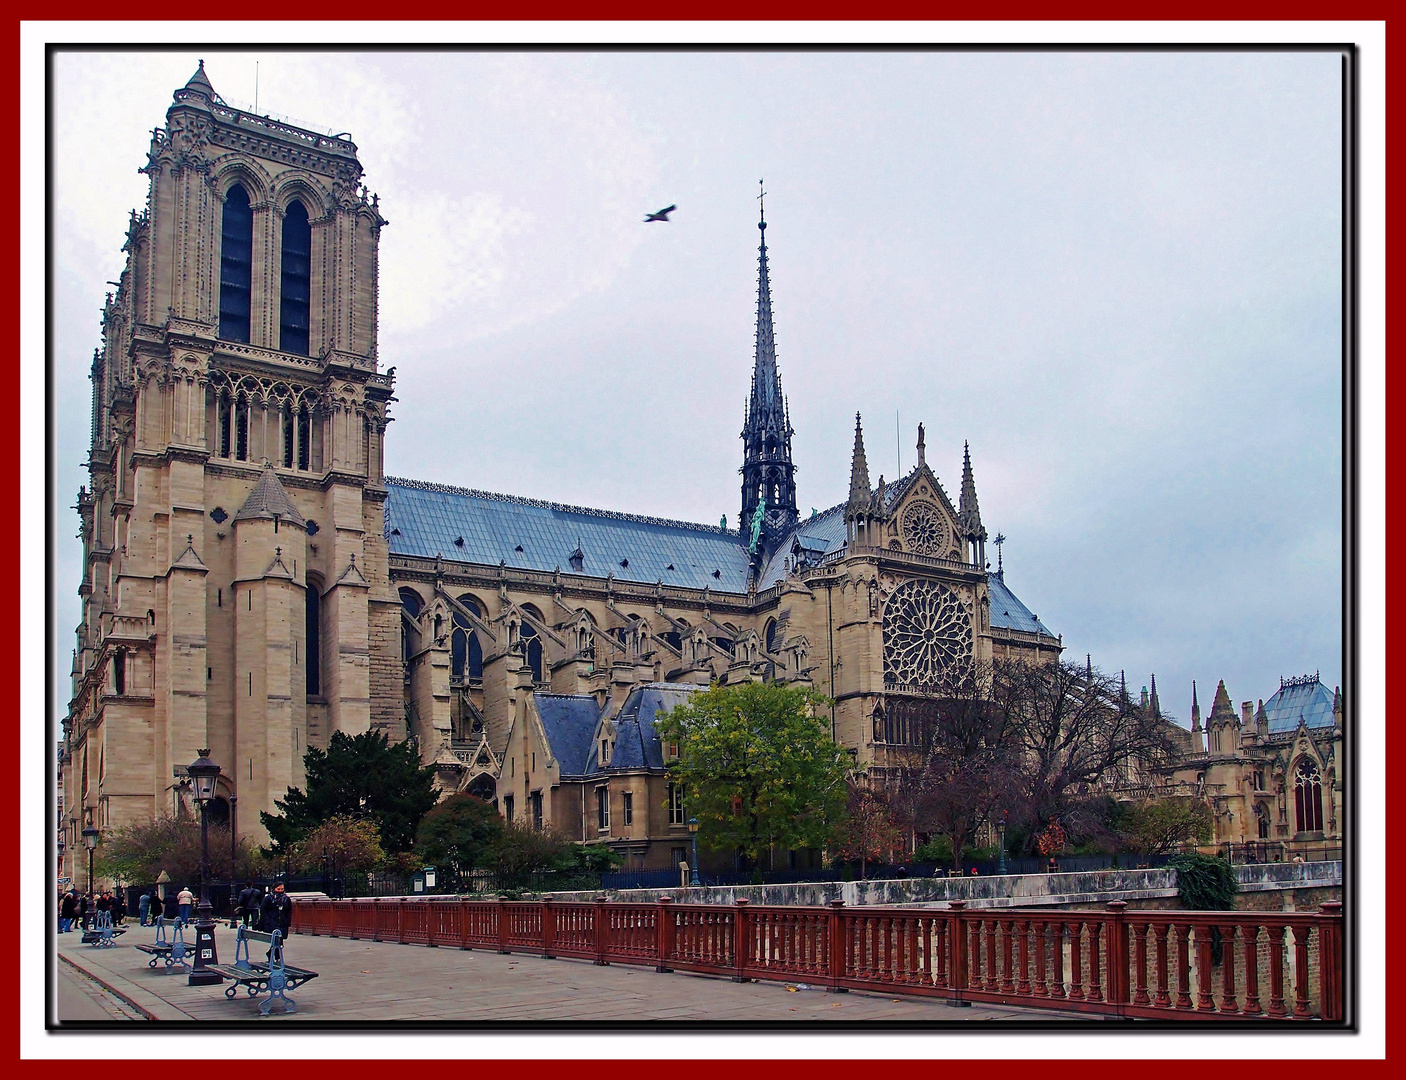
1191, 680, 1204, 753
847, 413, 871, 513
739, 182, 797, 553
959, 440, 987, 568
1149, 673, 1160, 717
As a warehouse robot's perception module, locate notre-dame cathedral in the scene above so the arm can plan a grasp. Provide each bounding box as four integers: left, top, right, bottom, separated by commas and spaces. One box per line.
63, 61, 1101, 878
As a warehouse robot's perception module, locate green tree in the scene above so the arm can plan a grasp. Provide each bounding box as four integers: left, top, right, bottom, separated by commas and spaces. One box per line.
260, 730, 439, 855
415, 794, 505, 874
656, 682, 850, 869
290, 814, 385, 874
1119, 796, 1214, 854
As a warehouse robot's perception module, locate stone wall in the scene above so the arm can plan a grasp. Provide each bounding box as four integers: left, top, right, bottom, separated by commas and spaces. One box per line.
534, 860, 1342, 911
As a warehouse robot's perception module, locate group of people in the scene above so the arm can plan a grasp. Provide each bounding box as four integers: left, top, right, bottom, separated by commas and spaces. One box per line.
57, 887, 126, 933
58, 881, 294, 936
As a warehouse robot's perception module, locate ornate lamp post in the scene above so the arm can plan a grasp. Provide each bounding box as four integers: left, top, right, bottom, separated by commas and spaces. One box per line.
186, 751, 224, 986
996, 811, 1009, 876
81, 825, 99, 896
687, 817, 701, 887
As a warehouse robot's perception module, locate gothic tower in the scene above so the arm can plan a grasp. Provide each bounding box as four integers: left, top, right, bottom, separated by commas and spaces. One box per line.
63, 62, 399, 860
739, 190, 798, 562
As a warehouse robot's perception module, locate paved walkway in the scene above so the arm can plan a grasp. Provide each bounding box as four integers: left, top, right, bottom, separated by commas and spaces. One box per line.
56, 923, 1088, 1024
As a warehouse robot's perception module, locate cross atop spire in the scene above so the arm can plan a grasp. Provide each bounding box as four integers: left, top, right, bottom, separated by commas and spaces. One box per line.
991, 531, 1006, 577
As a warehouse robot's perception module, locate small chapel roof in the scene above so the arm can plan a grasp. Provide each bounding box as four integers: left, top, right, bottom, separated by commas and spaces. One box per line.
1262, 674, 1336, 734
533, 694, 604, 778
384, 478, 751, 592
234, 466, 306, 526
601, 683, 701, 772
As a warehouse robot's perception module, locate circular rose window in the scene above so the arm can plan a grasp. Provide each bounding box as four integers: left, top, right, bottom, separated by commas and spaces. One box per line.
882, 579, 972, 687
901, 502, 947, 556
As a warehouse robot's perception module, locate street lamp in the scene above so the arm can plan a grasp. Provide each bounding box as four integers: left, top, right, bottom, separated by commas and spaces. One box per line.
687, 817, 701, 887
82, 825, 99, 897
996, 811, 1009, 876
186, 750, 224, 986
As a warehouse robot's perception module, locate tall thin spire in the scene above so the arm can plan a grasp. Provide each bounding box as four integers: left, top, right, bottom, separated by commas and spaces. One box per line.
739, 181, 797, 552
1191, 680, 1201, 729
847, 413, 871, 510
1149, 673, 1160, 717
959, 441, 987, 568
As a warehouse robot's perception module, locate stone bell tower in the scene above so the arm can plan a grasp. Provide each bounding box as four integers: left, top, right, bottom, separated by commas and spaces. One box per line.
63, 62, 400, 857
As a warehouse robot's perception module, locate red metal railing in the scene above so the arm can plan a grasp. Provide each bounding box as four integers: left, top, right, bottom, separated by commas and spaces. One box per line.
293, 895, 1343, 1021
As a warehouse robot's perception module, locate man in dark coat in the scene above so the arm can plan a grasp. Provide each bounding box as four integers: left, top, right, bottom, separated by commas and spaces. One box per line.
259, 883, 293, 937
60, 890, 77, 933
237, 882, 262, 928
77, 892, 90, 931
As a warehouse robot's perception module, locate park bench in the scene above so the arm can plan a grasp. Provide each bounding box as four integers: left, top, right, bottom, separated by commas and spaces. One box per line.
133, 917, 190, 970
201, 925, 318, 1015
80, 910, 126, 947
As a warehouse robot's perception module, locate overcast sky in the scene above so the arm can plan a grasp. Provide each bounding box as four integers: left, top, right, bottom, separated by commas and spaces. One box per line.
50, 48, 1345, 728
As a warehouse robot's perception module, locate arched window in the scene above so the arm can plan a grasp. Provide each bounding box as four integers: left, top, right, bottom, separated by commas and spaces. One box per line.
280, 200, 312, 355
520, 605, 544, 682
305, 581, 321, 697
455, 596, 489, 680
235, 392, 250, 461
113, 649, 126, 695
399, 587, 423, 666
219, 184, 253, 343
1294, 758, 1324, 833
764, 618, 780, 654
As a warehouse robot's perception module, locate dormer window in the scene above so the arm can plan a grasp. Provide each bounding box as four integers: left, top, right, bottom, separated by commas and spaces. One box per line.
600, 738, 612, 765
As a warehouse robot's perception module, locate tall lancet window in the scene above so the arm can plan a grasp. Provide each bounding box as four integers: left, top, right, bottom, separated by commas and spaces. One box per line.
280, 200, 312, 355
218, 184, 253, 343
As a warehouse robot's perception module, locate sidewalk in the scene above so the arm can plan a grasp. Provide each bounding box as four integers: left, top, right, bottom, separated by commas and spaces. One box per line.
56, 923, 1092, 1024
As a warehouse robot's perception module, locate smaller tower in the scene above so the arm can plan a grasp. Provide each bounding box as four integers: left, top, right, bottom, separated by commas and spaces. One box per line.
1209, 679, 1236, 755
1190, 680, 1204, 754
958, 442, 987, 568
845, 413, 876, 547
1149, 673, 1161, 718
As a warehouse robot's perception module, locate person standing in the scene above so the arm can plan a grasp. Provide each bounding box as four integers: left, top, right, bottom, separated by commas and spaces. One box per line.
77, 891, 90, 932
259, 883, 293, 938
137, 888, 151, 927
113, 888, 126, 926
176, 885, 194, 925
237, 882, 261, 929
60, 889, 77, 933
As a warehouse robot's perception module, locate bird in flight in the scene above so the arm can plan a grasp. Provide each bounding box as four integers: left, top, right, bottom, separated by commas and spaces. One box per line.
644, 204, 676, 223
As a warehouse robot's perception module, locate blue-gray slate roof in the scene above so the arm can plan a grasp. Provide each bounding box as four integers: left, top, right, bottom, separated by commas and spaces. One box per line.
986, 571, 1055, 637
385, 478, 752, 592
534, 693, 603, 778
604, 683, 702, 772
1263, 677, 1337, 734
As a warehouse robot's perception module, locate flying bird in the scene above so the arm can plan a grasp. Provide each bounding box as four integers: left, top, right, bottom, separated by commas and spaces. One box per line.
643, 204, 676, 223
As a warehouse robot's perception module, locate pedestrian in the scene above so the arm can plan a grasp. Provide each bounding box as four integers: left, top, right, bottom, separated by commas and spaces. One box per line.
259, 883, 293, 938
150, 887, 164, 925
137, 889, 151, 927
177, 885, 194, 925
77, 891, 90, 932
60, 889, 77, 933
114, 888, 127, 926
162, 889, 178, 924
236, 882, 261, 929
95, 890, 111, 930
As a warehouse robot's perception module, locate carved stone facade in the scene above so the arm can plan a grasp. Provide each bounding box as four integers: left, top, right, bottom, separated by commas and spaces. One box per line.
1160, 676, 1345, 852
63, 64, 1065, 879
61, 64, 397, 881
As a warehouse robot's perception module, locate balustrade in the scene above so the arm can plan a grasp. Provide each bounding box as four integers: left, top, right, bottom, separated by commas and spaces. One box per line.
287, 896, 1342, 1021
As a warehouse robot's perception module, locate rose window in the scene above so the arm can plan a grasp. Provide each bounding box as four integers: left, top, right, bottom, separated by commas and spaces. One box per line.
883, 579, 972, 687
901, 502, 947, 556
